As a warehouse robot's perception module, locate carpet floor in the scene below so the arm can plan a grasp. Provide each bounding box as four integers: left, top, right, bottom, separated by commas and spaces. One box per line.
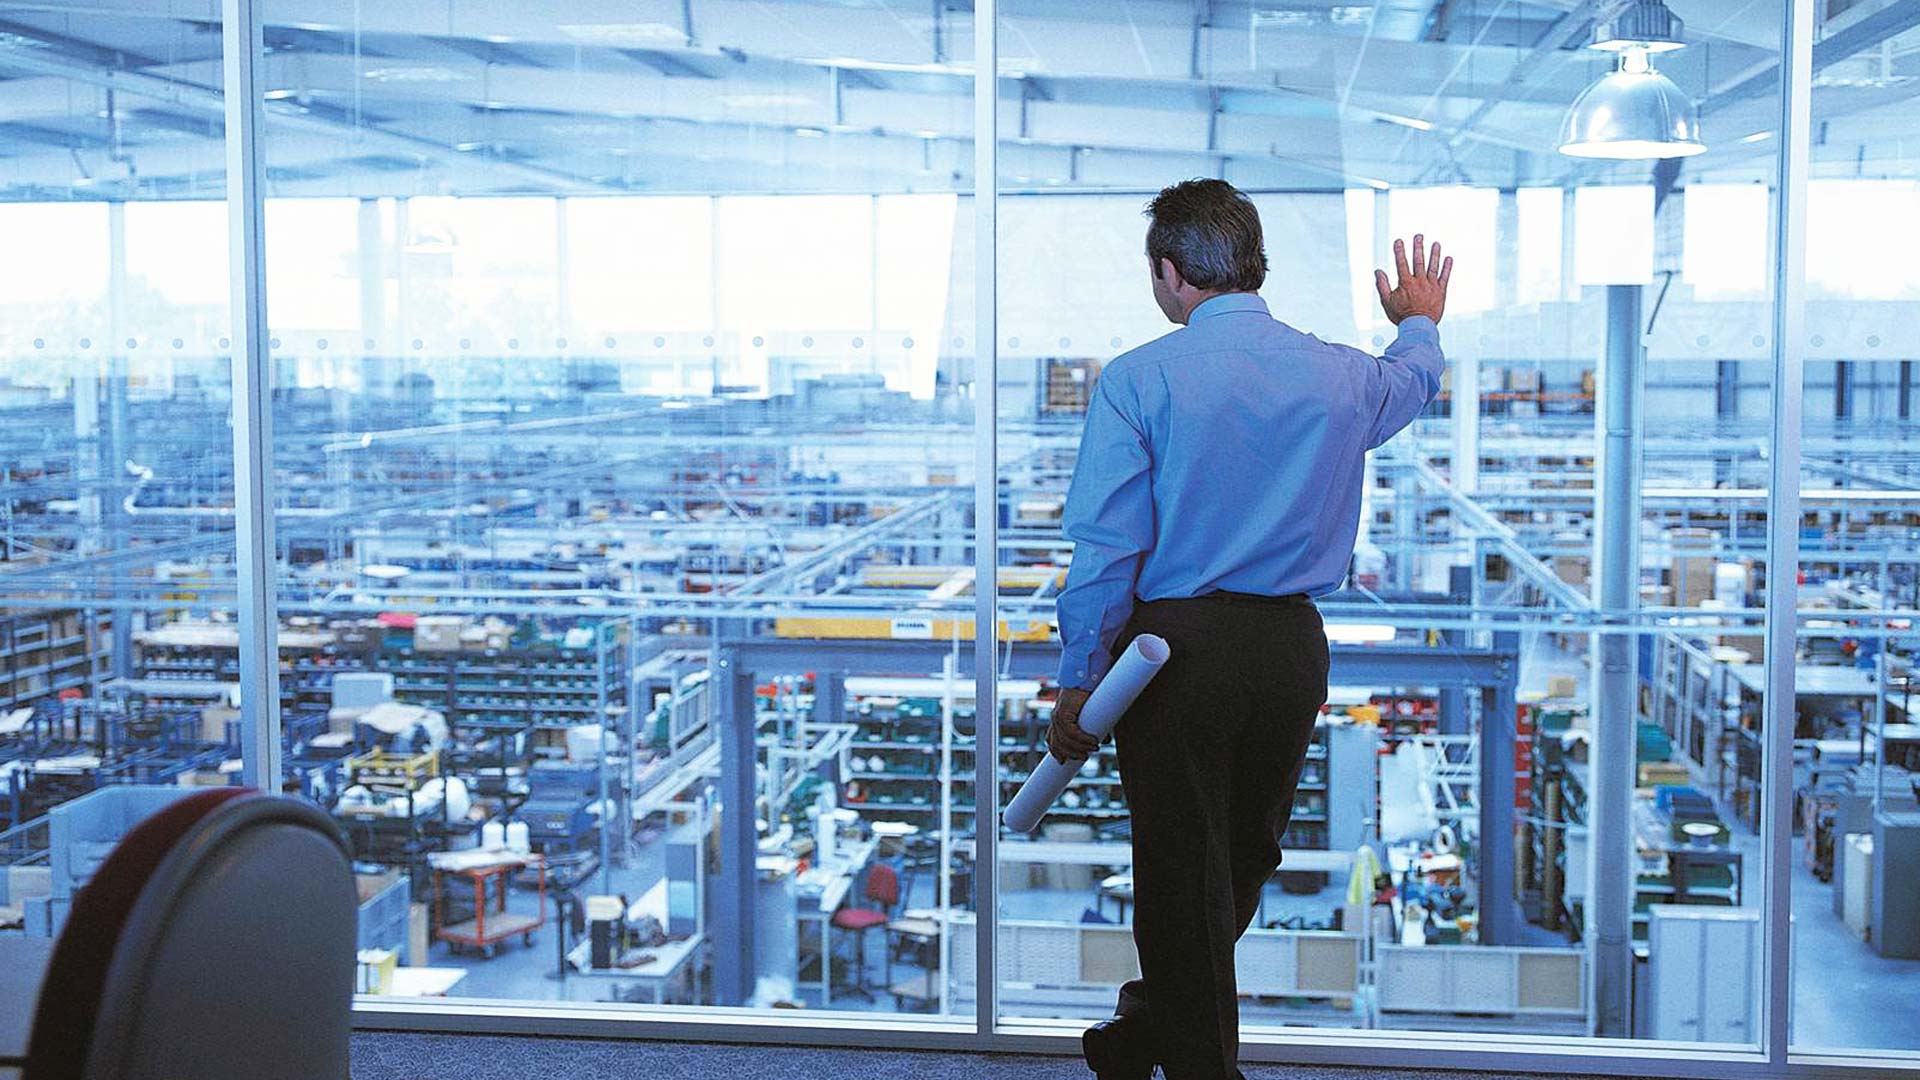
350, 1031, 1664, 1080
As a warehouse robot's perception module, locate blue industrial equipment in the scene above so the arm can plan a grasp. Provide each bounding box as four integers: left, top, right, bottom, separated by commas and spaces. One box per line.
519, 763, 598, 851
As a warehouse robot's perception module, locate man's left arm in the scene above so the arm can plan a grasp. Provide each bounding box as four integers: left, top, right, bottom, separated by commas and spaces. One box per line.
1049, 373, 1154, 760
1360, 316, 1446, 449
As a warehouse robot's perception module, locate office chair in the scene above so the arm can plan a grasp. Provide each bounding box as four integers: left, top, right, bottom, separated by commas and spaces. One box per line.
25, 788, 358, 1080
830, 861, 900, 1000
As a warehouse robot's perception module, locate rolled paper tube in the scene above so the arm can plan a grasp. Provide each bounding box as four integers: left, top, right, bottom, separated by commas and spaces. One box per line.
1003, 633, 1171, 833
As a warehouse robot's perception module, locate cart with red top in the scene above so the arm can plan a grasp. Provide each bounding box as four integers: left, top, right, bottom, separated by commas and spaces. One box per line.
429, 849, 548, 959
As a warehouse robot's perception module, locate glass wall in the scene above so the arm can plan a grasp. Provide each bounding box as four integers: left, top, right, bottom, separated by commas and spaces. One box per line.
1788, 9, 1920, 1058
990, 0, 1789, 1052
248, 0, 977, 1013
6, 0, 1919, 1075
0, 1, 247, 935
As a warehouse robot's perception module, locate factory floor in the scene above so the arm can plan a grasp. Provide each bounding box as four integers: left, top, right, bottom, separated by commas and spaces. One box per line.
417, 821, 1920, 1054
413, 628, 1920, 1053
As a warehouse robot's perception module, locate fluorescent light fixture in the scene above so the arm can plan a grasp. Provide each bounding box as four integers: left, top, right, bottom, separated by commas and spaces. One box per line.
1323, 623, 1398, 644
793, 126, 828, 138
717, 93, 817, 108
1741, 130, 1773, 143
361, 66, 469, 83
1375, 112, 1433, 132
557, 22, 687, 47
264, 88, 298, 100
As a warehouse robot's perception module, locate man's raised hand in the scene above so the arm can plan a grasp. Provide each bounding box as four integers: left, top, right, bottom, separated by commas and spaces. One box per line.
1374, 234, 1452, 326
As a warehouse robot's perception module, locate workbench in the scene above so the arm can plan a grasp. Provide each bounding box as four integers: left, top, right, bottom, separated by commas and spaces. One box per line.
563, 932, 706, 1004
771, 834, 878, 1005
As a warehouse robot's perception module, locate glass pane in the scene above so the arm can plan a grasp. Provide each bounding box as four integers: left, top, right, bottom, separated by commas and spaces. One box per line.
997, 0, 1785, 1055
1788, 17, 1920, 1058
258, 2, 975, 1015
0, 6, 242, 930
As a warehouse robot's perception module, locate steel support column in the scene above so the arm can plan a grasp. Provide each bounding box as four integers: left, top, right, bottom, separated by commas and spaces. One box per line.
1437, 565, 1471, 736
1477, 630, 1520, 945
222, 0, 282, 792
711, 638, 759, 1005
105, 201, 133, 681
1590, 283, 1643, 1036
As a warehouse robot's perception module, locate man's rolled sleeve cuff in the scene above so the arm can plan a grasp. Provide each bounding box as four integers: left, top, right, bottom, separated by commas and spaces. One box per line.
1395, 315, 1438, 341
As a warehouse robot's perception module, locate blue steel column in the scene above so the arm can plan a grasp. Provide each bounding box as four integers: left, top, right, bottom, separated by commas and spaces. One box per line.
1477, 630, 1519, 944
712, 638, 758, 1005
1438, 565, 1470, 735
1761, 0, 1812, 1062
1590, 283, 1643, 1036
221, 0, 282, 791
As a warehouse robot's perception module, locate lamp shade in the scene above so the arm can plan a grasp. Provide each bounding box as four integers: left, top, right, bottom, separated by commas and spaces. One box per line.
1558, 53, 1704, 160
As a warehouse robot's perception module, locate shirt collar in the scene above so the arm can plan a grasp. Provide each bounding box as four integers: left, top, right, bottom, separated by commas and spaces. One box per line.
1188, 292, 1269, 323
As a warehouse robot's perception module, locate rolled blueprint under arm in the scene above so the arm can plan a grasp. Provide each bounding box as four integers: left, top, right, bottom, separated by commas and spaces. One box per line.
1003, 633, 1170, 833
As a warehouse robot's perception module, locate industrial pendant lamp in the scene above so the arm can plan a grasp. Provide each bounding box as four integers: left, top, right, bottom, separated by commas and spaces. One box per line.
1558, 0, 1704, 160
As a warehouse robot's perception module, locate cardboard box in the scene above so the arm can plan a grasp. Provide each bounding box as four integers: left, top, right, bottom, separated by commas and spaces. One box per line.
409, 902, 430, 966
1546, 675, 1578, 699
1639, 761, 1692, 787
200, 704, 241, 744
1670, 527, 1717, 607
414, 616, 468, 653
1552, 555, 1590, 587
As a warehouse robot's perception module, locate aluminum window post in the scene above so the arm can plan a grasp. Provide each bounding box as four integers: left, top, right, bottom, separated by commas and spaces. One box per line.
221, 0, 282, 791
1761, 0, 1813, 1064
972, 0, 1001, 1039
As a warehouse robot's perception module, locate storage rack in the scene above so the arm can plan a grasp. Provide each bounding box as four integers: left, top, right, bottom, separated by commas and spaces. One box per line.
131, 623, 338, 732
0, 610, 111, 712
1519, 710, 1588, 938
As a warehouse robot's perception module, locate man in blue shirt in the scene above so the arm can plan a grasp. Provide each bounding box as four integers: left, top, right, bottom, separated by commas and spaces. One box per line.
1045, 179, 1450, 1080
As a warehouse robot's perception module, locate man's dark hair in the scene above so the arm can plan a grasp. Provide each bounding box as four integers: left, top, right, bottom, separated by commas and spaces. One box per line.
1144, 179, 1267, 292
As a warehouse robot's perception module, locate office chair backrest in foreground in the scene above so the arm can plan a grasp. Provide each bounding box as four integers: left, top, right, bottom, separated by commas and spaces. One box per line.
26, 788, 358, 1080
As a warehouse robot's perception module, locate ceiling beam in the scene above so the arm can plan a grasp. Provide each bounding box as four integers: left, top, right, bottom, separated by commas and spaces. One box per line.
1705, 0, 1920, 114
0, 30, 623, 193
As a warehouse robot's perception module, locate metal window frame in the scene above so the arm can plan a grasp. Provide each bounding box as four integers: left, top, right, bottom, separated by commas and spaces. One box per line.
222, 0, 281, 792
216, 0, 1920, 1073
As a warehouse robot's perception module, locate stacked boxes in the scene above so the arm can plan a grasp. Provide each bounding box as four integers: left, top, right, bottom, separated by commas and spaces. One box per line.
1670, 527, 1717, 607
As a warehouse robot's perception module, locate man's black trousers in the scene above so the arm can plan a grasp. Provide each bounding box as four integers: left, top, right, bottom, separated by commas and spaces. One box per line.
1106, 592, 1330, 1080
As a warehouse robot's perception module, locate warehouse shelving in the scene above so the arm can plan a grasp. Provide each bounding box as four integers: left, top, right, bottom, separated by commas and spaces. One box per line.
0, 610, 112, 712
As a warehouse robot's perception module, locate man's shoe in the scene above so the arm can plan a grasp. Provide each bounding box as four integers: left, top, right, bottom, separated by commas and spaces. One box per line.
1082, 1014, 1154, 1079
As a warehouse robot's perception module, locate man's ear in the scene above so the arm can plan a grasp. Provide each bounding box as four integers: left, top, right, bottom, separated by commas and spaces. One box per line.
1158, 257, 1183, 291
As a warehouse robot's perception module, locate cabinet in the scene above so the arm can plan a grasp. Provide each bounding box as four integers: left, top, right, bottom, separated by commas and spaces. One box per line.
1647, 905, 1759, 1043
1871, 812, 1920, 958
